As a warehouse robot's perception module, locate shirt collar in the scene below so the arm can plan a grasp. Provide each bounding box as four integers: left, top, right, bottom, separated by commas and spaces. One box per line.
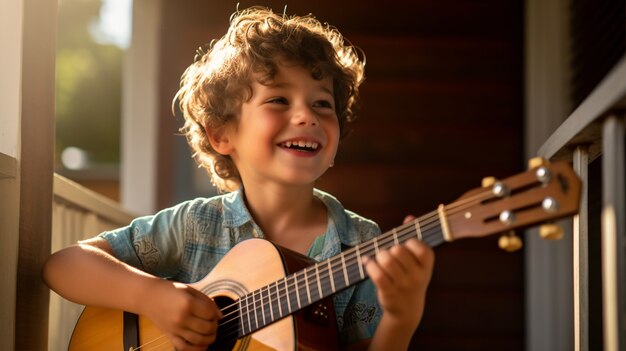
221, 188, 255, 228
221, 187, 358, 248
314, 188, 361, 248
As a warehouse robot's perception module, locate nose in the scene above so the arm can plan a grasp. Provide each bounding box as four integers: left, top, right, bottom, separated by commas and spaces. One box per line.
292, 105, 319, 127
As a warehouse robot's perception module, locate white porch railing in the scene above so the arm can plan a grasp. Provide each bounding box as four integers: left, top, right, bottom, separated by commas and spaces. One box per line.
538, 54, 626, 351
49, 174, 135, 351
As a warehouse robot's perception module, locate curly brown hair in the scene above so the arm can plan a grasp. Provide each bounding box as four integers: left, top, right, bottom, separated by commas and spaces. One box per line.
174, 6, 365, 192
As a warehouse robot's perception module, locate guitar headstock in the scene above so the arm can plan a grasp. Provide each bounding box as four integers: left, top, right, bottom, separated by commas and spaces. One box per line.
445, 160, 581, 243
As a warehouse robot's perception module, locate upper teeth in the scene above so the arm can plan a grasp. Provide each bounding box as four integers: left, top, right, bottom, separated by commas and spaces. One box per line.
283, 141, 319, 149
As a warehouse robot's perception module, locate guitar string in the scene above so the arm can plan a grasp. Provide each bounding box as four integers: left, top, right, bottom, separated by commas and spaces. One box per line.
208, 189, 496, 343
134, 186, 498, 349
130, 335, 167, 351
132, 337, 169, 351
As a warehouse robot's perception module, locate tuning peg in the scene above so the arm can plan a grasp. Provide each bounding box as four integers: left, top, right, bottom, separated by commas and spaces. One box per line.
482, 176, 496, 188
528, 157, 550, 169
498, 231, 523, 252
539, 223, 564, 240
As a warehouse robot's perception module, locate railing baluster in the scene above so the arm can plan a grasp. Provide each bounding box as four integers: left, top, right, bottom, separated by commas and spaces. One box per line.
573, 146, 589, 351
601, 115, 626, 351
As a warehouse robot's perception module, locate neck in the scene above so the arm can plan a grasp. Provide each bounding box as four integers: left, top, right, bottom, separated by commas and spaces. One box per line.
241, 182, 325, 246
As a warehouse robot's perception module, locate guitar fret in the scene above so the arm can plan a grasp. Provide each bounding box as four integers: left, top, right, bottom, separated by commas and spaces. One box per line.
258, 291, 264, 329
414, 218, 422, 240
393, 228, 399, 246
284, 277, 292, 314
260, 288, 266, 326
341, 254, 349, 286
294, 273, 302, 309
315, 264, 323, 298
346, 254, 363, 285
328, 260, 336, 292
355, 246, 364, 279
266, 285, 274, 323
374, 236, 380, 255
306, 268, 320, 301
252, 293, 259, 329
275, 281, 283, 318
238, 298, 247, 335
304, 268, 311, 304
245, 294, 252, 333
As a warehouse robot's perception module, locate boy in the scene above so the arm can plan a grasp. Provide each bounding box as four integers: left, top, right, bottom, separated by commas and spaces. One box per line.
43, 6, 434, 350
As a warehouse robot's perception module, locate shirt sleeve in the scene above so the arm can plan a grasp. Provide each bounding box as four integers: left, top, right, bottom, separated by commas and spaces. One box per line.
99, 200, 192, 278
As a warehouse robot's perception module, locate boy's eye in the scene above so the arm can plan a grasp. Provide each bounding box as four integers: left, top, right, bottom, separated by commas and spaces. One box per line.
267, 97, 288, 105
314, 100, 334, 109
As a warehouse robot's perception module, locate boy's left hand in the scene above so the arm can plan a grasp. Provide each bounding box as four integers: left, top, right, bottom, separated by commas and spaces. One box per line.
364, 215, 435, 329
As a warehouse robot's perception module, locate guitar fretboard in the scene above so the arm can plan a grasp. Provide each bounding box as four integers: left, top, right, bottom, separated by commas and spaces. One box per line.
235, 211, 447, 336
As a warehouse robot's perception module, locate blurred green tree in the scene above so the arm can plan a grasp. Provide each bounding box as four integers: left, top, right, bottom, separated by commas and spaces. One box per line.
56, 0, 122, 168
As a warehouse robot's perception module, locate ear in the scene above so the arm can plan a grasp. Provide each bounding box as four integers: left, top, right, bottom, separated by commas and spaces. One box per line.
206, 124, 234, 155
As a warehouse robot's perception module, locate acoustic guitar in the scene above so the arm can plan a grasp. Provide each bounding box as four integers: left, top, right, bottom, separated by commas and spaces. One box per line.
68, 160, 581, 350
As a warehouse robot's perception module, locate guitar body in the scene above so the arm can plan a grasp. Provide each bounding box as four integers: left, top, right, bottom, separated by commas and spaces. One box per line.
69, 239, 338, 350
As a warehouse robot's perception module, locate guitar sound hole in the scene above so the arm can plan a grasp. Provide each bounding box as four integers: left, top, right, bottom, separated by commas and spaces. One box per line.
208, 295, 238, 351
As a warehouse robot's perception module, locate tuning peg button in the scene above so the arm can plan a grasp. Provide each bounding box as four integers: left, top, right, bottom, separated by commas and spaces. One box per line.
528, 157, 550, 169
498, 232, 523, 252
539, 224, 564, 240
536, 167, 552, 184
542, 197, 559, 212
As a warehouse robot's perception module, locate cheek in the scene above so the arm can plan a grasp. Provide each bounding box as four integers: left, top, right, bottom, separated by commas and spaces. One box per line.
241, 111, 282, 136
256, 115, 284, 138
326, 118, 341, 141
325, 121, 340, 156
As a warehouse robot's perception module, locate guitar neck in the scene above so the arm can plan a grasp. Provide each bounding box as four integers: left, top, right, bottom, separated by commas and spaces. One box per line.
236, 211, 447, 336
235, 161, 583, 336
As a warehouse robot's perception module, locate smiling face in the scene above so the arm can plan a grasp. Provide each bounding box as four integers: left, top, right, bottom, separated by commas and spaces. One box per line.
222, 61, 340, 189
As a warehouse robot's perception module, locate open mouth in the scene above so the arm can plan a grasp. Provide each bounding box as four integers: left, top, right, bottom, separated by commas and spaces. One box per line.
278, 140, 320, 152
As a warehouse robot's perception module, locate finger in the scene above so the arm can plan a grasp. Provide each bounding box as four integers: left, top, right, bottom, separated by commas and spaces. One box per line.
375, 249, 407, 280
403, 215, 416, 224
169, 334, 208, 351
364, 256, 392, 291
405, 239, 435, 270
184, 314, 220, 336
390, 244, 421, 268
214, 299, 224, 319
190, 301, 221, 321
178, 326, 218, 348
186, 291, 222, 321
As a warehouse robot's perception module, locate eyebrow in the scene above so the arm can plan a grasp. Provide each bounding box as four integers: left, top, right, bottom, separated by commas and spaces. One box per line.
264, 81, 334, 96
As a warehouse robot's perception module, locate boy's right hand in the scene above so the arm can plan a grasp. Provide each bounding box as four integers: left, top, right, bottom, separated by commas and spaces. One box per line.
42, 239, 223, 350
141, 279, 223, 350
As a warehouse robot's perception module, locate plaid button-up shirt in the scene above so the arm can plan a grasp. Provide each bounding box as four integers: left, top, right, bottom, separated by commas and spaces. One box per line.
101, 187, 382, 346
